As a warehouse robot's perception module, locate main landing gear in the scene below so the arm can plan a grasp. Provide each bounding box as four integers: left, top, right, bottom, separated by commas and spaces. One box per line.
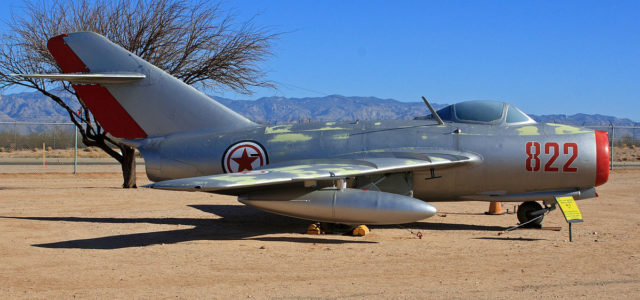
306, 223, 370, 236
517, 201, 555, 228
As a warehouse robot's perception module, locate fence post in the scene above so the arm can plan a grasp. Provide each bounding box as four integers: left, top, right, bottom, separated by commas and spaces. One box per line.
13, 122, 17, 150
74, 125, 78, 174
609, 122, 614, 170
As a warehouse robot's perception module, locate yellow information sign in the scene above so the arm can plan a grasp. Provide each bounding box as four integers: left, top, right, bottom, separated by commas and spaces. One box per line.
555, 196, 584, 223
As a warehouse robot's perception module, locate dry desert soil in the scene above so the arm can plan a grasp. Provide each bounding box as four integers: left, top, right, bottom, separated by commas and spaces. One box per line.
0, 165, 639, 299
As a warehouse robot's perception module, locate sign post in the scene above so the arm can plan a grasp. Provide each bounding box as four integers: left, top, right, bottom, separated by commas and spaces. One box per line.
555, 196, 584, 242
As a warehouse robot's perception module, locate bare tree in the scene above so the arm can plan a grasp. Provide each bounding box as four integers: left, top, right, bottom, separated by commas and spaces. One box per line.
0, 0, 277, 187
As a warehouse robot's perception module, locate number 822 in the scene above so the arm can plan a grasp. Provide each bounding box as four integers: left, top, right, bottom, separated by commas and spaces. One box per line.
525, 142, 578, 172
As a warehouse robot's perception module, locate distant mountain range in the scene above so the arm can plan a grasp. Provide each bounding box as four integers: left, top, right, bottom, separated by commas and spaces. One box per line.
0, 91, 78, 123
527, 113, 638, 127
1, 91, 638, 128
212, 95, 438, 125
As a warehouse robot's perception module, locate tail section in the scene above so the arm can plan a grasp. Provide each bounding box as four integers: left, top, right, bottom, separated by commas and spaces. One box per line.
46, 32, 256, 139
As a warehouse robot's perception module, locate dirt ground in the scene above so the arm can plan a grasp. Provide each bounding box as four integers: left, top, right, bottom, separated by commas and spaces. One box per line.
0, 166, 639, 299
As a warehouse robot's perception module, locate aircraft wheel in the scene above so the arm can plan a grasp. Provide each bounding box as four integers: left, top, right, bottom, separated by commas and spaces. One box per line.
517, 201, 544, 228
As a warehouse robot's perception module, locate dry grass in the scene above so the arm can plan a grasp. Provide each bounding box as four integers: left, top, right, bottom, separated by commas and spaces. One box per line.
0, 147, 140, 158
615, 145, 640, 161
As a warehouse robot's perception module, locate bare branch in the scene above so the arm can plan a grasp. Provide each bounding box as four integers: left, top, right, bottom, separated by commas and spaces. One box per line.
0, 0, 278, 187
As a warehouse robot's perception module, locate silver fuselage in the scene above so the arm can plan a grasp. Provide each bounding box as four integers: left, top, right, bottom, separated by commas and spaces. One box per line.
139, 120, 600, 202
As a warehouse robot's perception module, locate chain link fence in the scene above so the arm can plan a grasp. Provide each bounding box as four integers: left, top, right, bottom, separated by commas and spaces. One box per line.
585, 125, 640, 169
585, 125, 639, 147
0, 121, 81, 173
0, 122, 80, 151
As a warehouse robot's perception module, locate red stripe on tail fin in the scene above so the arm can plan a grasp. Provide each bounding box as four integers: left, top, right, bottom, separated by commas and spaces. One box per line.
73, 85, 147, 139
47, 34, 147, 139
47, 34, 90, 73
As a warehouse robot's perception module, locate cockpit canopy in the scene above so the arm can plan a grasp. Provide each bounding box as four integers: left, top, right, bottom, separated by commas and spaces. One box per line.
429, 100, 535, 125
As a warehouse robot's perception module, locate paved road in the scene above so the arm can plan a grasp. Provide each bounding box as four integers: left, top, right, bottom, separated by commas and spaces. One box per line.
0, 158, 145, 165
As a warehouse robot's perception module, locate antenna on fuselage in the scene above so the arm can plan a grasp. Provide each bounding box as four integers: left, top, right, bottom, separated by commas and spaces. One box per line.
421, 96, 444, 125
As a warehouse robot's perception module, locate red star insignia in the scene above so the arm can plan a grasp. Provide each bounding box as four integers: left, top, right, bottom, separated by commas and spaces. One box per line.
232, 148, 258, 172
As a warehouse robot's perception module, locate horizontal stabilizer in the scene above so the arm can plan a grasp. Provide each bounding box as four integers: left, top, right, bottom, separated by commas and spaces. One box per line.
11, 73, 146, 84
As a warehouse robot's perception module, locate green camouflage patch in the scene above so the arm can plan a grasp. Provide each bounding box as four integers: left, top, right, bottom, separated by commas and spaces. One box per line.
269, 133, 313, 143
265, 125, 293, 134
547, 123, 591, 135
517, 126, 540, 136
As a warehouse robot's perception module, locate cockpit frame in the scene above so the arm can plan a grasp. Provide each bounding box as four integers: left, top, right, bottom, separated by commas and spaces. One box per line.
429, 100, 536, 126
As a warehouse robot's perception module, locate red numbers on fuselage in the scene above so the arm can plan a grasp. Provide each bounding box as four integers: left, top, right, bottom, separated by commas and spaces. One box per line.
525, 141, 541, 171
563, 143, 578, 172
544, 142, 559, 172
526, 142, 578, 172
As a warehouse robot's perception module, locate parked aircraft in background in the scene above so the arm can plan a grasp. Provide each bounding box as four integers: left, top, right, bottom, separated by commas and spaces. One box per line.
18, 32, 610, 228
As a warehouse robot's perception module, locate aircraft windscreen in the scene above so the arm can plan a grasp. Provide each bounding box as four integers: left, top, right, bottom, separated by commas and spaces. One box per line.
435, 105, 454, 121
453, 101, 504, 123
506, 105, 532, 123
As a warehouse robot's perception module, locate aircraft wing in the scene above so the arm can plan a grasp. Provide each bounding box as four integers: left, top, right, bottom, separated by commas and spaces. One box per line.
148, 151, 480, 193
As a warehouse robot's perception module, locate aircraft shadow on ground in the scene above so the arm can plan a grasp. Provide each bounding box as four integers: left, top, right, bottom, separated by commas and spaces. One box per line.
474, 237, 546, 241
1, 205, 376, 250
374, 222, 508, 232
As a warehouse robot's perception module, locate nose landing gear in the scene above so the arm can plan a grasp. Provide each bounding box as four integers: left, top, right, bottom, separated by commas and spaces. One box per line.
517, 201, 556, 228
517, 201, 543, 228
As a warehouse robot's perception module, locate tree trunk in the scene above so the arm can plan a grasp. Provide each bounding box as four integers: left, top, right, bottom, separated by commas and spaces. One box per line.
121, 145, 137, 188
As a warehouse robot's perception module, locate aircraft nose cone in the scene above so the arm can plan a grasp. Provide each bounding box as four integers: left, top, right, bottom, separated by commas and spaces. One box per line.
595, 130, 610, 186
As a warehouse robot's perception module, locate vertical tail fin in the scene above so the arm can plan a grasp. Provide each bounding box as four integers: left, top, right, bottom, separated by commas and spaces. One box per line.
46, 32, 256, 139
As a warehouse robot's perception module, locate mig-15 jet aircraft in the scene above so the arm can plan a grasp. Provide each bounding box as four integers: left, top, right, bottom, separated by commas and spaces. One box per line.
18, 32, 610, 228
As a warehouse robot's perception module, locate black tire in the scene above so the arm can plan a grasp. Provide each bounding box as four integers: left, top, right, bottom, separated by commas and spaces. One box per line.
517, 201, 544, 228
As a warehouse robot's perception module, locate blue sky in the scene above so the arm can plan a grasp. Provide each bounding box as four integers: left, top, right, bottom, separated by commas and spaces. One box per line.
1, 1, 639, 121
